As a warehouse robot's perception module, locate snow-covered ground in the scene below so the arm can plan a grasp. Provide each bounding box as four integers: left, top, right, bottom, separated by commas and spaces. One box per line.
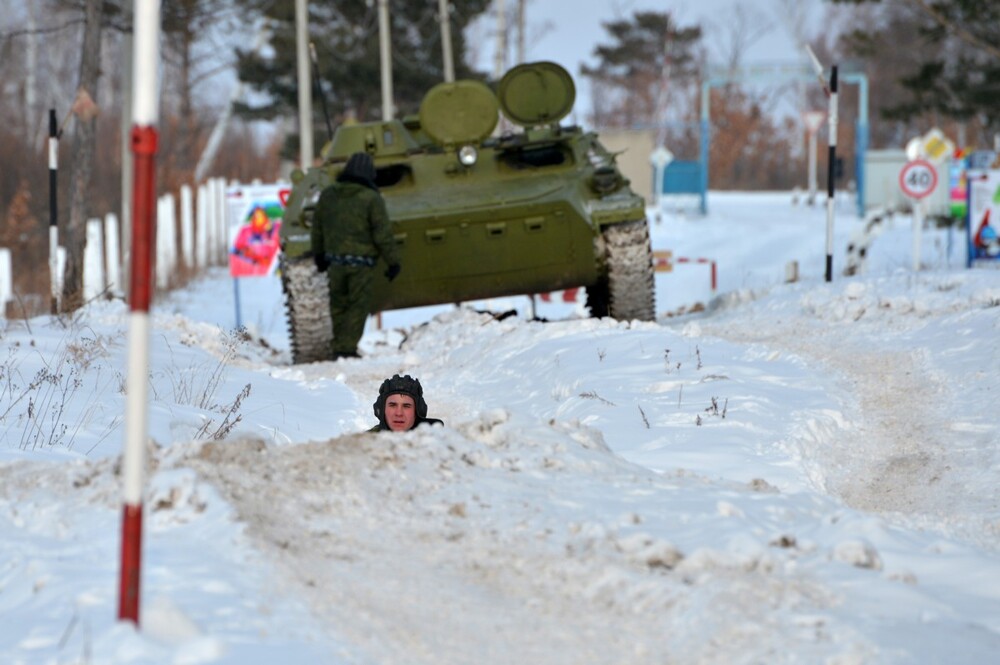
2, 192, 998, 664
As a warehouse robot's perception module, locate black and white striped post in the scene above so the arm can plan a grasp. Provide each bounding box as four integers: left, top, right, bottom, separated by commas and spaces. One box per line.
825, 65, 839, 283
48, 109, 59, 313
118, 0, 161, 626
806, 46, 839, 282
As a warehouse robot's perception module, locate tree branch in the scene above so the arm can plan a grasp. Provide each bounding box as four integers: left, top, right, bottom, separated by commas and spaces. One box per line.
0, 18, 84, 40
906, 0, 1000, 61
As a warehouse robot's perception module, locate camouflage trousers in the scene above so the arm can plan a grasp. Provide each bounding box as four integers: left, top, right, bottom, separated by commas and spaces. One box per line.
326, 264, 374, 356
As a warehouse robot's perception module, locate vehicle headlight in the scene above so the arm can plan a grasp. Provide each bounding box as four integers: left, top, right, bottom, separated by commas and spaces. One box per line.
458, 144, 478, 166
591, 166, 620, 193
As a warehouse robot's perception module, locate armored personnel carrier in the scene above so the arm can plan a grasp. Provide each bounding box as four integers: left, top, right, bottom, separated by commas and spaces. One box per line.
280, 61, 655, 363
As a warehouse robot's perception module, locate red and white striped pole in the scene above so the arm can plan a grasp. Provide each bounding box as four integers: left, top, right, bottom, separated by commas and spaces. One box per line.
118, 0, 161, 625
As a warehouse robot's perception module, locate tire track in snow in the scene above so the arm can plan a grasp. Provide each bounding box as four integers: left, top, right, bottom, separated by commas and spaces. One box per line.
794, 344, 951, 515
699, 309, 999, 550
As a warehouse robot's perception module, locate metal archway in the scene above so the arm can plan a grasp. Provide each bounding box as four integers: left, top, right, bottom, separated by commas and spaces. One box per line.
698, 64, 868, 216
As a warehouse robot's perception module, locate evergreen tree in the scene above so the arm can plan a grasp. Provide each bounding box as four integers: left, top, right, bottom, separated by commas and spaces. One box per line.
832, 0, 1000, 135
579, 10, 800, 189
233, 0, 491, 157
579, 11, 702, 129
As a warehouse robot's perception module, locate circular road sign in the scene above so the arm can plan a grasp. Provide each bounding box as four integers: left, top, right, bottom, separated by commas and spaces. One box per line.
899, 159, 938, 200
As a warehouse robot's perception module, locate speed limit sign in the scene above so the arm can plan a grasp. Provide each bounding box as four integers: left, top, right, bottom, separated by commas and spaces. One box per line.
899, 159, 938, 199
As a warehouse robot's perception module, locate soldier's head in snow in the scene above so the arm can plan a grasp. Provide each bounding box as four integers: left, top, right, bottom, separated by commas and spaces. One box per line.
373, 374, 428, 431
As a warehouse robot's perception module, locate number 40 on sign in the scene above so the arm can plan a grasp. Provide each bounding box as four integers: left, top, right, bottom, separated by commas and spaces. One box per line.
899, 159, 938, 200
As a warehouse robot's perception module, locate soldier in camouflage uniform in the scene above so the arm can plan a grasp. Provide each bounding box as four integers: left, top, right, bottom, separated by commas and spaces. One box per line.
311, 152, 402, 359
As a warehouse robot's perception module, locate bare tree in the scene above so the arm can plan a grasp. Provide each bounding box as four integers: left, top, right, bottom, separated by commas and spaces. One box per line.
581, 10, 702, 130
160, 0, 244, 187
774, 0, 814, 157
710, 4, 773, 77
0, 0, 288, 313
62, 0, 103, 311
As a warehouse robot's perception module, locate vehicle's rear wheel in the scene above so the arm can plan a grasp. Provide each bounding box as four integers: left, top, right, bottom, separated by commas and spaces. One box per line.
281, 255, 334, 364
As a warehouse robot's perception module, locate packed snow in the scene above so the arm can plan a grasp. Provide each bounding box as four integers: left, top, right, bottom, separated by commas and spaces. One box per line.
2, 192, 998, 664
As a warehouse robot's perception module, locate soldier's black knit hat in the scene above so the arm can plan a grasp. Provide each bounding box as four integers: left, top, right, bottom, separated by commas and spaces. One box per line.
373, 374, 428, 423
343, 151, 376, 183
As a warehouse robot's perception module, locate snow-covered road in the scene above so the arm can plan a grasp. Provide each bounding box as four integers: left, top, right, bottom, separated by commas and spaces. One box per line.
698, 276, 1000, 552
4, 195, 999, 663
162, 272, 1000, 663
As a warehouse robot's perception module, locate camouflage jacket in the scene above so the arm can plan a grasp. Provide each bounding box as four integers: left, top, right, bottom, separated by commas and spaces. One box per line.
311, 176, 401, 266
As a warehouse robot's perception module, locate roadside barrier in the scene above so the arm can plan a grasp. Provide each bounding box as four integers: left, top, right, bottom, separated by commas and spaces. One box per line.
535, 251, 718, 306
654, 250, 717, 294
539, 287, 580, 303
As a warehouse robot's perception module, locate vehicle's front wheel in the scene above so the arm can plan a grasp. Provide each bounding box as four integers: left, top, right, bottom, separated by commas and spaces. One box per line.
600, 218, 655, 321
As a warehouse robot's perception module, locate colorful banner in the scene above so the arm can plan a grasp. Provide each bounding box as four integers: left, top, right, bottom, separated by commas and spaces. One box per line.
949, 157, 968, 220
225, 183, 290, 277
967, 169, 1000, 267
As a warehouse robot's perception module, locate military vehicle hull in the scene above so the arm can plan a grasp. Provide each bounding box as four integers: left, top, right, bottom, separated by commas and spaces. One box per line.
281, 62, 654, 364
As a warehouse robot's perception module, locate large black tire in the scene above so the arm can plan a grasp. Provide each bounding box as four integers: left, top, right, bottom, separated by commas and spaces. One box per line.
599, 218, 655, 321
280, 255, 334, 364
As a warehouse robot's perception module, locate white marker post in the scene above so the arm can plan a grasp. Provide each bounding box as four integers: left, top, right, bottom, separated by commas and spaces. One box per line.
119, 0, 161, 625
802, 110, 825, 205
650, 145, 674, 215
898, 159, 938, 271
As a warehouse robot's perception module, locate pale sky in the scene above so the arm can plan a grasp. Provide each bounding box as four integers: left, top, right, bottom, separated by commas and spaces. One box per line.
467, 0, 831, 123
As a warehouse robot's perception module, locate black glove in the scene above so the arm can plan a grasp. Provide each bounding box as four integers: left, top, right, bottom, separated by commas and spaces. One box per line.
314, 253, 330, 273
385, 263, 401, 282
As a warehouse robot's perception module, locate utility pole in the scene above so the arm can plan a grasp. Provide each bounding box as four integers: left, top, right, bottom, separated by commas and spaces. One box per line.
516, 0, 525, 64
494, 0, 506, 79
295, 0, 313, 166
438, 0, 455, 82
121, 2, 133, 296
378, 0, 394, 120
26, 5, 38, 138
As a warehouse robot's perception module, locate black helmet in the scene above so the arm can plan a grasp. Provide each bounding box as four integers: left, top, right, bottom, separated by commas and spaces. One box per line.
343, 151, 376, 183
373, 374, 428, 425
